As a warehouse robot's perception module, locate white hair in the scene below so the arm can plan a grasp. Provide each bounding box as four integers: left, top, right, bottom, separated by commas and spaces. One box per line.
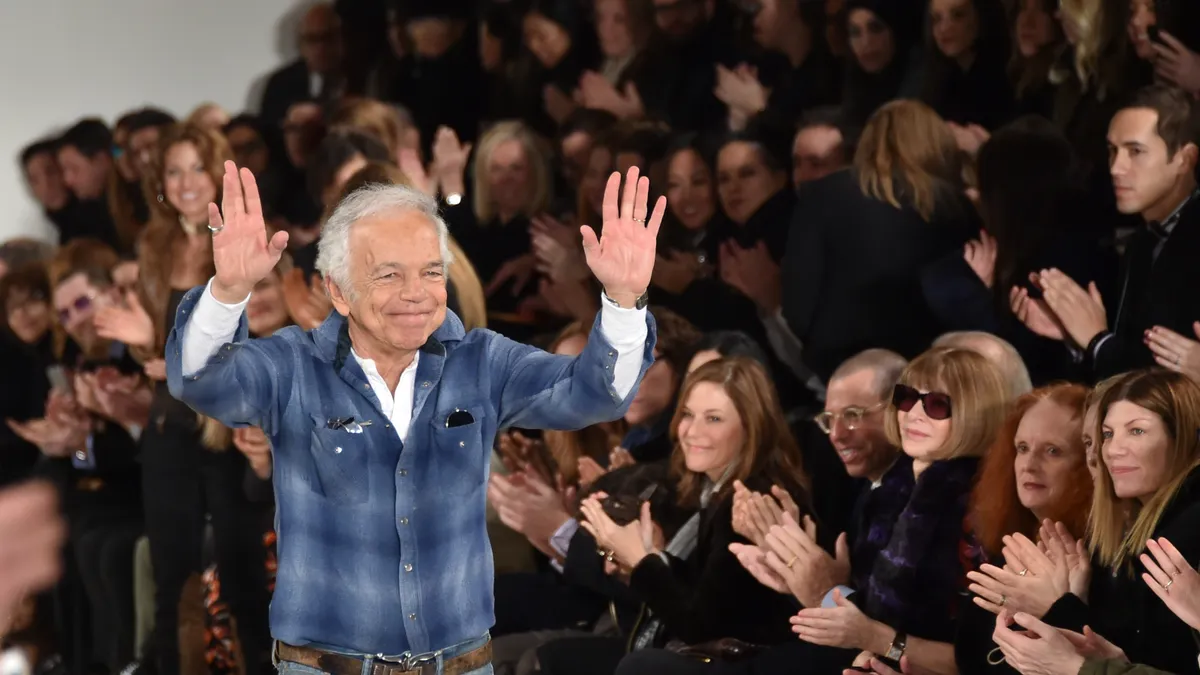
315, 183, 455, 297
934, 331, 1033, 399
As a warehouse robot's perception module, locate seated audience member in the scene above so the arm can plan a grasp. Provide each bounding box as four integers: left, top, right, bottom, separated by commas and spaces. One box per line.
0, 264, 55, 486
791, 107, 853, 188
974, 369, 1200, 675
839, 0, 924, 127
19, 141, 78, 241
538, 358, 815, 675
0, 239, 55, 281
783, 100, 977, 382
1013, 86, 1200, 380
953, 384, 1093, 674
55, 118, 121, 250
919, 0, 1014, 130
933, 331, 1033, 400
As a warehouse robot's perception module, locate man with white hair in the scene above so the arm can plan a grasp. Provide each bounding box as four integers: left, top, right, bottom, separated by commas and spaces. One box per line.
165, 161, 661, 674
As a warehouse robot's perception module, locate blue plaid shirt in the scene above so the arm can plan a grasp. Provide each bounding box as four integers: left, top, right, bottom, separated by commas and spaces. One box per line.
164, 285, 656, 655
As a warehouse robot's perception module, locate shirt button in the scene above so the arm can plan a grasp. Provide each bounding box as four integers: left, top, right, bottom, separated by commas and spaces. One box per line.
408, 613, 417, 621
422, 381, 431, 388
458, 441, 465, 447
404, 563, 413, 572
398, 469, 407, 476
334, 447, 343, 454
363, 384, 369, 389
399, 517, 409, 525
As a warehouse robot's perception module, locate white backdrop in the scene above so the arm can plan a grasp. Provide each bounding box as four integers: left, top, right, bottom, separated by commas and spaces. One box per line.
0, 0, 311, 242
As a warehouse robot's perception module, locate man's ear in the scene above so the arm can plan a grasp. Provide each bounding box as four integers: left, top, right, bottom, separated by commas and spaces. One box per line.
325, 276, 351, 317
1179, 142, 1200, 175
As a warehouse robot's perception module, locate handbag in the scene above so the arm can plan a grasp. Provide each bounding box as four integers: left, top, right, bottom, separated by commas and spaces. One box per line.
665, 638, 766, 663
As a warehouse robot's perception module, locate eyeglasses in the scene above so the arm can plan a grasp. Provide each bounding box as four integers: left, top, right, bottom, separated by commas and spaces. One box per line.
814, 401, 887, 434
57, 293, 96, 324
892, 384, 953, 421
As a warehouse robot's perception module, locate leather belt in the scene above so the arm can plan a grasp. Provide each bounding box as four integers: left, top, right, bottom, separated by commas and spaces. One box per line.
276, 641, 492, 675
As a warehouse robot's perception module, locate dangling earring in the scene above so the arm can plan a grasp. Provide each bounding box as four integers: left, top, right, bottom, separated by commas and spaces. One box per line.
157, 193, 164, 203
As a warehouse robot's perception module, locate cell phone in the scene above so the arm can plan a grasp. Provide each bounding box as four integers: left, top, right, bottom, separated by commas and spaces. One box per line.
1148, 25, 1165, 45
46, 365, 72, 394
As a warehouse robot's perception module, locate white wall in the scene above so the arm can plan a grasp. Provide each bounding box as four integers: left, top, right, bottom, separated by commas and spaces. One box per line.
0, 0, 311, 242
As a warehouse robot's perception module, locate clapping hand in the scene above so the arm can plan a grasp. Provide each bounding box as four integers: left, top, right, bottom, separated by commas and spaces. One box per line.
1144, 323, 1200, 381
582, 167, 664, 308
992, 610, 1086, 675
488, 470, 571, 557
579, 494, 657, 571
1039, 519, 1090, 600
1141, 537, 1200, 631
143, 359, 167, 382
577, 456, 608, 488
232, 427, 272, 479
429, 126, 471, 196
763, 513, 851, 608
714, 64, 768, 120
1152, 31, 1200, 95
967, 531, 1072, 617
94, 290, 155, 349
720, 241, 781, 313
209, 161, 290, 304
282, 269, 333, 330
1034, 269, 1108, 348
1010, 286, 1067, 342
791, 589, 874, 649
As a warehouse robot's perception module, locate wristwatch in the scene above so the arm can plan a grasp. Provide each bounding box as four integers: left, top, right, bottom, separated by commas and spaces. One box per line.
603, 289, 650, 310
884, 631, 907, 662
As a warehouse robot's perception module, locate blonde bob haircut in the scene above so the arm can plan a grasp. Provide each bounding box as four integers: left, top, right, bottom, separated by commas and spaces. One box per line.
472, 121, 553, 224
855, 99, 963, 223
1088, 369, 1200, 571
884, 347, 1013, 461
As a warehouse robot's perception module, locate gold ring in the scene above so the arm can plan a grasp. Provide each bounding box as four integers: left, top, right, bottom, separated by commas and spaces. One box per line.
1000, 594, 1007, 606
1165, 578, 1175, 591
786, 556, 798, 569
632, 217, 646, 224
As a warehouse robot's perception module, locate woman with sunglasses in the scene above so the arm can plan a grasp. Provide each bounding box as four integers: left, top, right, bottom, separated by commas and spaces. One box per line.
785, 347, 1011, 672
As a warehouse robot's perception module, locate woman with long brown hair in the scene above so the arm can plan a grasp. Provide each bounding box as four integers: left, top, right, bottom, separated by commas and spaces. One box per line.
781, 100, 978, 382
541, 357, 813, 675
119, 122, 271, 675
974, 370, 1200, 675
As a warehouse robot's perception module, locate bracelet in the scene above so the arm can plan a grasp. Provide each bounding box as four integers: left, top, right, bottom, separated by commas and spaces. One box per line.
1085, 330, 1112, 360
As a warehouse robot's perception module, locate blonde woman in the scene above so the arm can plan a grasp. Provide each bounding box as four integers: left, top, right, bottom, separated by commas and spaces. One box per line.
781, 100, 977, 382
437, 121, 555, 317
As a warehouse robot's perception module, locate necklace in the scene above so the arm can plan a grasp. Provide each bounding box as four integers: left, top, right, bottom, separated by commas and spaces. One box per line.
178, 215, 202, 237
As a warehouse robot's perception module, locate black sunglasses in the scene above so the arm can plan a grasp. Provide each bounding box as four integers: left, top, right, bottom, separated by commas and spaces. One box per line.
892, 384, 953, 421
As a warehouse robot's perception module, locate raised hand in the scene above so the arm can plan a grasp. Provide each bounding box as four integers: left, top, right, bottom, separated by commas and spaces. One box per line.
1144, 323, 1200, 381
209, 161, 289, 303
729, 542, 790, 594
1141, 537, 1200, 631
143, 359, 167, 382
1037, 269, 1107, 348
430, 126, 471, 195
582, 167, 663, 308
967, 533, 1069, 617
281, 269, 333, 330
992, 611, 1086, 675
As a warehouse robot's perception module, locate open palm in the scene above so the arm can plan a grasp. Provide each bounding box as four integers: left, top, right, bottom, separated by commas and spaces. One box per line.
210, 161, 289, 302
582, 167, 664, 303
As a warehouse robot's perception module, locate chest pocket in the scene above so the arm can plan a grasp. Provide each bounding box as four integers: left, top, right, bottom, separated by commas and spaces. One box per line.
307, 414, 371, 506
427, 403, 488, 498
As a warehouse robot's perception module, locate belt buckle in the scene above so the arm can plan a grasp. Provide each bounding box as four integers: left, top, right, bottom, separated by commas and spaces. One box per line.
400, 652, 439, 673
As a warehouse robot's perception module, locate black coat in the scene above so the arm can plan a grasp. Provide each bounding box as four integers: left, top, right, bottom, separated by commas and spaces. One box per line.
1093, 197, 1200, 379
781, 170, 976, 382
1042, 470, 1200, 675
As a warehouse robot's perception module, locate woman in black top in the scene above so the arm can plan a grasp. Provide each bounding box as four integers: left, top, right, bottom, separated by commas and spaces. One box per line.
920, 0, 1014, 130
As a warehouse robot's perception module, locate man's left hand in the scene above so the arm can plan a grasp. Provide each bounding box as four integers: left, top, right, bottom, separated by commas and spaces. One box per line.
582, 167, 664, 308
1037, 269, 1107, 348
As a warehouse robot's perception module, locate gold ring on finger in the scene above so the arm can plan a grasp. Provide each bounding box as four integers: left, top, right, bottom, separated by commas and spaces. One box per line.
786, 556, 798, 569
999, 594, 1007, 606
632, 217, 646, 224
1165, 578, 1175, 591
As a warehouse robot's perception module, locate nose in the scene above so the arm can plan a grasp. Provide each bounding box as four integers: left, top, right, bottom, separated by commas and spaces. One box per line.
830, 416, 853, 442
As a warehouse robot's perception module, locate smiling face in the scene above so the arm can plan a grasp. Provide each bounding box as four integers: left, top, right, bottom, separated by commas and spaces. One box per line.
5, 288, 51, 345
825, 369, 895, 481
53, 273, 118, 351
327, 210, 448, 354
1102, 400, 1172, 502
1128, 0, 1157, 61
667, 149, 716, 231
1013, 399, 1085, 516
163, 141, 217, 225
677, 381, 745, 482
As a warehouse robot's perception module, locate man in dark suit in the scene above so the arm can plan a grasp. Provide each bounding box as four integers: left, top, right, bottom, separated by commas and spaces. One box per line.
259, 2, 345, 129
1012, 85, 1200, 379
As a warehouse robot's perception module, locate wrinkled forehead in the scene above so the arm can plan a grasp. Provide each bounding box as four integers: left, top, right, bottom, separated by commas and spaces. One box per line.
347, 209, 444, 263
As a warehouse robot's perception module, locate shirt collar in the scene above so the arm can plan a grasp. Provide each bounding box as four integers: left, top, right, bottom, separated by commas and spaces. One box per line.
1148, 188, 1200, 240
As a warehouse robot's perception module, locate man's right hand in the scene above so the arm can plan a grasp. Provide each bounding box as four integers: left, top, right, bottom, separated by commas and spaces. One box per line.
210, 161, 289, 303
